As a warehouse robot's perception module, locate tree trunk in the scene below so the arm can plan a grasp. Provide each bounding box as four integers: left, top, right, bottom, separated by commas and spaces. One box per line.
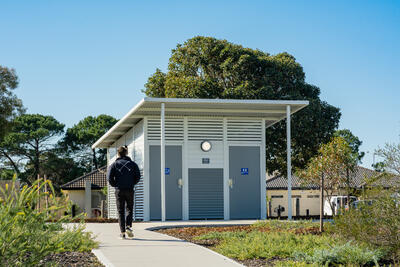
92, 149, 98, 170
346, 167, 350, 208
320, 173, 324, 233
1, 150, 20, 174
34, 140, 40, 184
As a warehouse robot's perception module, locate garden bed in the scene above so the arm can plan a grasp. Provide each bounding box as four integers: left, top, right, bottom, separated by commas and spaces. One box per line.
155, 221, 385, 266
40, 251, 104, 267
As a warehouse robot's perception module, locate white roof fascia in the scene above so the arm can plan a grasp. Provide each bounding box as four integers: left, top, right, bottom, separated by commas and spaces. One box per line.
143, 97, 309, 106
91, 98, 145, 149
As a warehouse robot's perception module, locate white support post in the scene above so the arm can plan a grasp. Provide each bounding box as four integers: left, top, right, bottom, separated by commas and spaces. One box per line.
286, 105, 292, 220
260, 119, 267, 220
182, 117, 189, 220
223, 118, 229, 220
161, 103, 166, 221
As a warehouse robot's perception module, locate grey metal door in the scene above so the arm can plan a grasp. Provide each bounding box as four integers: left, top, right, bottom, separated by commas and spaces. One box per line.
189, 168, 224, 219
149, 145, 182, 220
229, 146, 261, 219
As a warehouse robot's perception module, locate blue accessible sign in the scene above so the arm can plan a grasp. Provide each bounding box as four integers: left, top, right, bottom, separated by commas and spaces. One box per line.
165, 168, 170, 175
241, 168, 249, 175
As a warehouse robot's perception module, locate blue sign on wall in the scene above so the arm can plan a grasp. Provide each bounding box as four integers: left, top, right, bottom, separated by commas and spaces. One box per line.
241, 168, 249, 175
165, 168, 170, 175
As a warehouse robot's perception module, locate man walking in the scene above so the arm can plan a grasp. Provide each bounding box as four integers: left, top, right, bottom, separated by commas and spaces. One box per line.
107, 146, 141, 239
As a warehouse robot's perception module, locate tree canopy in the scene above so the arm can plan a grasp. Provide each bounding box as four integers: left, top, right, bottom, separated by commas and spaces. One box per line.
60, 115, 117, 171
297, 136, 357, 210
0, 66, 24, 141
334, 129, 365, 163
1, 114, 64, 183
143, 36, 341, 173
375, 142, 400, 176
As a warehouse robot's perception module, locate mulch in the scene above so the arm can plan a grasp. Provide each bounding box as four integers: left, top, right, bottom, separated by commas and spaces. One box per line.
40, 251, 104, 267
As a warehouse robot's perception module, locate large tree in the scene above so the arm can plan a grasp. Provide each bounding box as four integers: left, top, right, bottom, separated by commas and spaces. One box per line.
334, 129, 365, 163
297, 136, 357, 231
60, 115, 117, 171
375, 142, 400, 176
1, 114, 64, 183
143, 36, 341, 173
0, 66, 24, 140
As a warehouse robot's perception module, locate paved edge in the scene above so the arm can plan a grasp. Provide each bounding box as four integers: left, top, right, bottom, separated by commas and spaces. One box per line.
145, 223, 253, 231
92, 249, 115, 267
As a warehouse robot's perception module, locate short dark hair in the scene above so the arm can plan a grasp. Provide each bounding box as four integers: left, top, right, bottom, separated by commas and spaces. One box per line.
117, 146, 128, 157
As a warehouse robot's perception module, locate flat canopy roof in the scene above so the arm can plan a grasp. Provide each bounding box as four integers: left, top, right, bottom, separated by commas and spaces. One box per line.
92, 97, 309, 149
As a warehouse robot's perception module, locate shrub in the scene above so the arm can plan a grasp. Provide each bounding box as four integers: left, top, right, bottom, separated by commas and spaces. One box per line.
294, 242, 383, 266
0, 178, 98, 266
207, 230, 334, 260
333, 188, 400, 262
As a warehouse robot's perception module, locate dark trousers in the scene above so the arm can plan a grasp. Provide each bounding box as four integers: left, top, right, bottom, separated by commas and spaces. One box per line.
115, 189, 134, 233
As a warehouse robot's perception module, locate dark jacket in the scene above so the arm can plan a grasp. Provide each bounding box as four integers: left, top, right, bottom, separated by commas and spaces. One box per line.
107, 156, 141, 190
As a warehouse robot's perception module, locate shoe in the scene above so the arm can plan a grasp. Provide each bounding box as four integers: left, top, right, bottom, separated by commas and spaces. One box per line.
126, 227, 134, 238
120, 233, 126, 239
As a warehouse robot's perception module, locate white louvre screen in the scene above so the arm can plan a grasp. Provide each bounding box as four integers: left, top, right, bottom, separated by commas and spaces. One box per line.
147, 118, 184, 141
227, 119, 262, 142
188, 119, 223, 141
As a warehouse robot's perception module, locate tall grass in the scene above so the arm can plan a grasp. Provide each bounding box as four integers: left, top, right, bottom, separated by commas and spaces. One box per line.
0, 178, 98, 266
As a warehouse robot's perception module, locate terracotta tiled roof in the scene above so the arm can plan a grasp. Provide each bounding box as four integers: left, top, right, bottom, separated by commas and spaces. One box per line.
266, 166, 400, 190
61, 166, 107, 190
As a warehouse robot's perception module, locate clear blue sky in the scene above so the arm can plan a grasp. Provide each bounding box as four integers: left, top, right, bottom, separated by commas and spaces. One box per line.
1, 0, 399, 169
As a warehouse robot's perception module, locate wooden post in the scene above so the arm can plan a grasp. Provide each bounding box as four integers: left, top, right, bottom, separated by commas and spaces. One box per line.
37, 174, 40, 210
320, 173, 324, 232
101, 200, 106, 218
44, 175, 48, 212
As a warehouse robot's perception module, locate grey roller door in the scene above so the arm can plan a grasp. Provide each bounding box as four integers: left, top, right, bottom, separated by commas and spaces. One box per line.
229, 146, 261, 219
189, 168, 224, 219
149, 145, 182, 220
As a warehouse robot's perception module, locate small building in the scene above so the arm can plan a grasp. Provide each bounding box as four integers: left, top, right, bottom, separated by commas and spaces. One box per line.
92, 97, 308, 221
266, 166, 397, 218
61, 166, 107, 218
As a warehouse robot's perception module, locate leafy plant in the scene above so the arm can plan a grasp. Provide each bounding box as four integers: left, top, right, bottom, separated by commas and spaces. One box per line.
333, 187, 400, 263
294, 242, 382, 266
0, 178, 98, 266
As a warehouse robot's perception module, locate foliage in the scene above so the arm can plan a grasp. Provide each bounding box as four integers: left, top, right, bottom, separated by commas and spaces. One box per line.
143, 36, 341, 174
0, 114, 65, 183
60, 115, 117, 171
0, 66, 25, 141
375, 142, 400, 176
334, 129, 365, 163
333, 187, 400, 262
294, 242, 382, 266
194, 220, 382, 266
297, 136, 358, 212
0, 178, 98, 266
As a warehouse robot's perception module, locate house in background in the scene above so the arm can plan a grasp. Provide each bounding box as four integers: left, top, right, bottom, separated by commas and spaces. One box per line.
266, 166, 396, 218
61, 166, 107, 218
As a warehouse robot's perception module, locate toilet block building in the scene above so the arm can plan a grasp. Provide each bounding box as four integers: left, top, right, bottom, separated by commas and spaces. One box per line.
92, 97, 308, 221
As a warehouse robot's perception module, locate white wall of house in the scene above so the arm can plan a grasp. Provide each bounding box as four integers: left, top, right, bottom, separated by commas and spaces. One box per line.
64, 189, 105, 215
267, 189, 320, 217
106, 116, 266, 221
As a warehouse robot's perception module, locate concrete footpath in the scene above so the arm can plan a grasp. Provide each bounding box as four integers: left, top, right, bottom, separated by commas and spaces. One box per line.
85, 220, 256, 267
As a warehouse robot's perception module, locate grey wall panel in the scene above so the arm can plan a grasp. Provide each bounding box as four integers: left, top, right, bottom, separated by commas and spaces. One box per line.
149, 145, 182, 220
229, 146, 261, 219
189, 168, 224, 219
